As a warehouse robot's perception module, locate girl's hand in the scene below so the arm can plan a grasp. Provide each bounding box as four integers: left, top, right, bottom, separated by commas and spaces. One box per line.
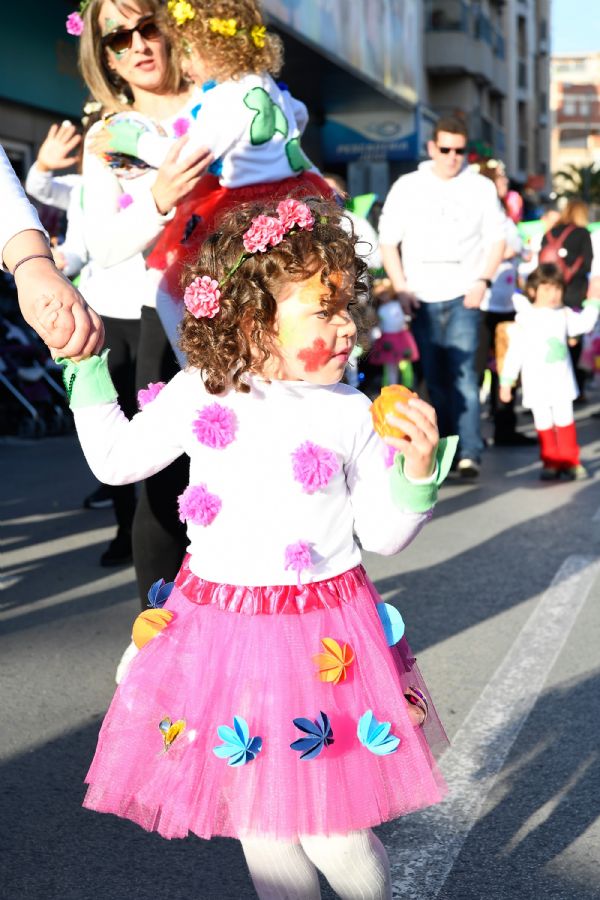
384, 397, 439, 480
499, 384, 513, 404
36, 121, 82, 172
151, 138, 214, 215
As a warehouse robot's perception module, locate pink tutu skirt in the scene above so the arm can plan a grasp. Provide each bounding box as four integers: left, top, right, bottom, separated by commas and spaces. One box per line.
369, 331, 419, 366
83, 562, 447, 840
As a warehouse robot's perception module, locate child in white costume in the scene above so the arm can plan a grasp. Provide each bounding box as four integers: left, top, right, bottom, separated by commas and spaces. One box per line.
53, 198, 457, 900
92, 0, 332, 299
500, 264, 599, 479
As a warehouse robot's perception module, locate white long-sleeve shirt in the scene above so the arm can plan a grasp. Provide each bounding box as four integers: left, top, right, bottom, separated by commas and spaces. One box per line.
135, 74, 315, 187
25, 164, 80, 213
502, 294, 599, 408
378, 161, 505, 302
0, 145, 46, 268
73, 372, 431, 587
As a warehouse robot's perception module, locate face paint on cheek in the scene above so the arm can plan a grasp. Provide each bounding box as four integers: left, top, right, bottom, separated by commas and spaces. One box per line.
103, 17, 120, 34
277, 318, 298, 348
297, 338, 331, 372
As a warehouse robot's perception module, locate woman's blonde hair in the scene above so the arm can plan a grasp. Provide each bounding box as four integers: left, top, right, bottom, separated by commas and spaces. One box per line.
162, 0, 283, 82
559, 199, 589, 228
79, 0, 186, 112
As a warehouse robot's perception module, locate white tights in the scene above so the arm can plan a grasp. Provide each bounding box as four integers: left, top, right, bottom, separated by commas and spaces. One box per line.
241, 828, 392, 900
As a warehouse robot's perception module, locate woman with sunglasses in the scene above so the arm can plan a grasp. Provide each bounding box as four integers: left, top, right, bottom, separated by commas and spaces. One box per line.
76, 0, 212, 606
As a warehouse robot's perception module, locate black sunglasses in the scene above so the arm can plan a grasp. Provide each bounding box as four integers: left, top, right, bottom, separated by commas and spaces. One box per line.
437, 146, 466, 155
102, 15, 161, 53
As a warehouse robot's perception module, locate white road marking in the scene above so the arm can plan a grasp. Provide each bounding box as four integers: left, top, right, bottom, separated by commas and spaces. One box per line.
387, 554, 600, 899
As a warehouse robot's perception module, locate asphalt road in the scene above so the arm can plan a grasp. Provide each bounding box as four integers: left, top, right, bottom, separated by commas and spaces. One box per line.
2, 401, 600, 900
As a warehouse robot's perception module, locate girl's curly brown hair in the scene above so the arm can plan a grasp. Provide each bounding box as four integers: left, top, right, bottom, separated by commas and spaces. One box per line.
180, 197, 369, 394
162, 0, 283, 81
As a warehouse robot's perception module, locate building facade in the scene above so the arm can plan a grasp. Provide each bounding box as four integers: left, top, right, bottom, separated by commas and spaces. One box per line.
550, 51, 600, 181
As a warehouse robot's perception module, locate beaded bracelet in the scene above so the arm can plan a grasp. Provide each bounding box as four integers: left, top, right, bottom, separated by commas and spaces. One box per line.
12, 253, 54, 276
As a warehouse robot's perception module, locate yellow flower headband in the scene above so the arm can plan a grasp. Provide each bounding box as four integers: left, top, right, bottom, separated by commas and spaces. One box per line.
168, 0, 195, 26
208, 17, 267, 48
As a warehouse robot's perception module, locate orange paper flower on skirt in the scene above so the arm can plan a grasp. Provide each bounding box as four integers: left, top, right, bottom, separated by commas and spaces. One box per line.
313, 637, 355, 684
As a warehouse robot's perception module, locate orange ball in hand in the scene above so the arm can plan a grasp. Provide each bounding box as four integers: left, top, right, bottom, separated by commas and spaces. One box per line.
370, 384, 418, 441
132, 608, 174, 649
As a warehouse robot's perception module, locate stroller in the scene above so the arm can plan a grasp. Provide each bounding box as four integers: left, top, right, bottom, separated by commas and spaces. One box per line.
0, 313, 72, 438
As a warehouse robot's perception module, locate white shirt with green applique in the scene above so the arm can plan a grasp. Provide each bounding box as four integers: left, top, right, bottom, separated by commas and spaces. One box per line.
501, 293, 599, 408
132, 73, 316, 188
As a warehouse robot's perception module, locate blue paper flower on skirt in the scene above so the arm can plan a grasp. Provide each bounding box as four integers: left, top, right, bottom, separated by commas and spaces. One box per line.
147, 578, 175, 609
213, 716, 263, 766
290, 711, 334, 760
357, 710, 401, 755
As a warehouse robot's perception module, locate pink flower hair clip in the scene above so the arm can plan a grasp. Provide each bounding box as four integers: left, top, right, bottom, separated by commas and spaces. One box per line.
66, 1, 91, 35
184, 276, 221, 319
220, 199, 316, 287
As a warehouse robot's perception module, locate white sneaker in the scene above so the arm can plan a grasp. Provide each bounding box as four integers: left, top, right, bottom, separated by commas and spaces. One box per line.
457, 458, 480, 478
115, 639, 138, 685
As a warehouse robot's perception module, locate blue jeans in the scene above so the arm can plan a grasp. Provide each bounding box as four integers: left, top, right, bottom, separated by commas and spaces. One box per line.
411, 297, 483, 460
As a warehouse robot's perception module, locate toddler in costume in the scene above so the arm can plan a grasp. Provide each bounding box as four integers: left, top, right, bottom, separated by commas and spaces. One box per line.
500, 263, 600, 480
56, 198, 457, 900
94, 0, 332, 297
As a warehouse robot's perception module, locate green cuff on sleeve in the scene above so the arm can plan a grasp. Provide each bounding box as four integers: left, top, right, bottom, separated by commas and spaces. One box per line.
57, 350, 118, 409
390, 435, 458, 513
499, 376, 515, 386
106, 120, 145, 157
583, 298, 600, 311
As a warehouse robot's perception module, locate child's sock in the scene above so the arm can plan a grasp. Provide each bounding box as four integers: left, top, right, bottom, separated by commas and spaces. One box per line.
241, 836, 321, 899
300, 829, 392, 900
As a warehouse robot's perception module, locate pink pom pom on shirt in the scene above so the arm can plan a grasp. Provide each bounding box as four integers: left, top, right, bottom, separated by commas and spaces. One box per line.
184, 276, 221, 319
173, 117, 190, 137
137, 381, 166, 409
192, 403, 237, 448
243, 215, 286, 253
178, 484, 222, 526
284, 541, 312, 587
118, 193, 133, 210
66, 12, 84, 35
291, 441, 339, 493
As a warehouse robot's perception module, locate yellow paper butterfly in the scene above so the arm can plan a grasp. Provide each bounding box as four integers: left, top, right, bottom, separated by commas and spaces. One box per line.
159, 717, 186, 751
313, 637, 354, 684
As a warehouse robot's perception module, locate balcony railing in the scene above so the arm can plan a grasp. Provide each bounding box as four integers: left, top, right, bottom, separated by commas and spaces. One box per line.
425, 1, 505, 58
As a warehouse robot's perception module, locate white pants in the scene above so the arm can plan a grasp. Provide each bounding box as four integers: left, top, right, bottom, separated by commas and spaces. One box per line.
241, 828, 392, 900
531, 398, 574, 431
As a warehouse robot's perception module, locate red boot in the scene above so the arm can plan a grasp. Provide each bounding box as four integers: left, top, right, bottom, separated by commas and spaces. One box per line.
555, 422, 580, 467
537, 428, 560, 478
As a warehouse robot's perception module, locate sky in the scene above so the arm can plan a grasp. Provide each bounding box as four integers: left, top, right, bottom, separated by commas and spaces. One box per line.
551, 0, 600, 53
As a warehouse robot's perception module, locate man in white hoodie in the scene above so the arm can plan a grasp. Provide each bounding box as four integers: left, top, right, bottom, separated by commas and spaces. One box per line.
378, 117, 505, 476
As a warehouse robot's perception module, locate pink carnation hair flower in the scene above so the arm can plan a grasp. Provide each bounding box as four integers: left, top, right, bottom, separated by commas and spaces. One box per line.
192, 403, 237, 449
284, 540, 312, 587
173, 117, 190, 137
243, 215, 286, 253
137, 381, 166, 410
277, 199, 314, 232
118, 193, 133, 210
66, 12, 84, 35
178, 484, 222, 526
291, 441, 339, 493
184, 276, 221, 319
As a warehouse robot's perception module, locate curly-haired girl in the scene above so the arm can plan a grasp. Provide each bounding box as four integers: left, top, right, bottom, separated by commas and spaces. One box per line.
92, 0, 332, 297
55, 197, 456, 900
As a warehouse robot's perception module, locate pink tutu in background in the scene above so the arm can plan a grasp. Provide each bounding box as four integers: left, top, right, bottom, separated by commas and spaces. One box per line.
369, 331, 420, 367
84, 563, 447, 840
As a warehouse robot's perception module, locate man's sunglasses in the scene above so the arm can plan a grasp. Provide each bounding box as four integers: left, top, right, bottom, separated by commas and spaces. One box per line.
102, 16, 161, 53
437, 146, 467, 155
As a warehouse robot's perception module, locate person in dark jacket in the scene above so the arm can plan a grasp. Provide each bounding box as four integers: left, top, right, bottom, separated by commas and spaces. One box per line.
540, 199, 594, 398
